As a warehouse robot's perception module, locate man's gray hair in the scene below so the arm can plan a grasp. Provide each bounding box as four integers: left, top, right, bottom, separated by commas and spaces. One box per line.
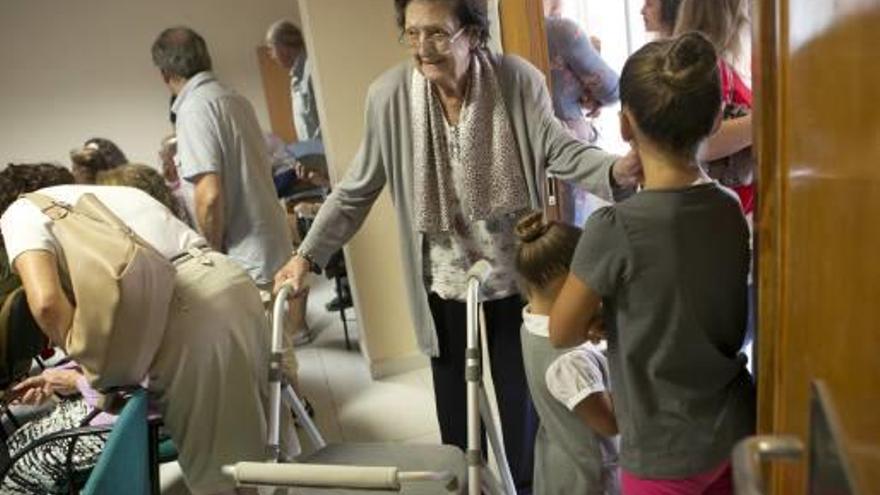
152, 26, 213, 79
266, 19, 305, 49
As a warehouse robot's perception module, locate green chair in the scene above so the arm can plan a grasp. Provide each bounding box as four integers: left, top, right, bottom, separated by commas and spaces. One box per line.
0, 389, 169, 494
81, 389, 150, 495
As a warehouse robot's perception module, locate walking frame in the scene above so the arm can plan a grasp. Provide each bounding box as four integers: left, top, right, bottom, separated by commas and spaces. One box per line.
223, 261, 516, 494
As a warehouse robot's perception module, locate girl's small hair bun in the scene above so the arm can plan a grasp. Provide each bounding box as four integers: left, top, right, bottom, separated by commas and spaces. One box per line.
69, 146, 100, 168
515, 211, 550, 243
659, 31, 718, 90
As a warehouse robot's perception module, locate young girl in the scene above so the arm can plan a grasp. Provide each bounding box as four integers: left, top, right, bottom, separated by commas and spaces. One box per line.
515, 211, 620, 495
550, 32, 755, 495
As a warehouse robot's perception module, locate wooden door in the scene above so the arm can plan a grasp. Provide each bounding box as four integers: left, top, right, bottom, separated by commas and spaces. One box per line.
256, 45, 297, 144
498, 0, 574, 222
755, 0, 880, 492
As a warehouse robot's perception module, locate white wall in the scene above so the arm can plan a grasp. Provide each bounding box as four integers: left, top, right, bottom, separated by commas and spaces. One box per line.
0, 0, 299, 167
300, 0, 426, 377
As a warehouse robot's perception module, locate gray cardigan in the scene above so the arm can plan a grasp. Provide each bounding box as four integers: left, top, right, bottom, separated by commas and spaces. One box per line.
299, 53, 618, 357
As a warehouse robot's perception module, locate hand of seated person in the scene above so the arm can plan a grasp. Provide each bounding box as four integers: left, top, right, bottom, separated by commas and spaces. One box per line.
579, 92, 602, 119
295, 161, 330, 188
294, 201, 323, 219
12, 368, 81, 405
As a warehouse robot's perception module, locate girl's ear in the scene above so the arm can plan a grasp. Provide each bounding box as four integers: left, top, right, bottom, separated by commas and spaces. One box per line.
619, 108, 635, 143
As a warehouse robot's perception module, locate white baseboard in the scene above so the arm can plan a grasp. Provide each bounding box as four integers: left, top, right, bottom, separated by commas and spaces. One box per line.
368, 352, 430, 379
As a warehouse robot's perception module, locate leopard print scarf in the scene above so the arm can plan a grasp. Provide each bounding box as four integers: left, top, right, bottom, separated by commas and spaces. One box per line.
412, 49, 529, 233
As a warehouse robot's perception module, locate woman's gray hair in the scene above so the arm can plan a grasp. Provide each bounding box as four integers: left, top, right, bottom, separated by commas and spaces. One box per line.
394, 0, 490, 47
266, 19, 305, 49
152, 26, 213, 79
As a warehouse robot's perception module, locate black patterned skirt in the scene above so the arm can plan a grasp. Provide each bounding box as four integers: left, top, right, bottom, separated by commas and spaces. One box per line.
1, 399, 108, 494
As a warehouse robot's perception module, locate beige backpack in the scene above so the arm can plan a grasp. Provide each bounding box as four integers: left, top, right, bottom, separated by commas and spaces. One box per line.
26, 192, 176, 391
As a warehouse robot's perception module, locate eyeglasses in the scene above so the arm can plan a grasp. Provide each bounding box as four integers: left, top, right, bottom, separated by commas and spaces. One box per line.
399, 26, 466, 51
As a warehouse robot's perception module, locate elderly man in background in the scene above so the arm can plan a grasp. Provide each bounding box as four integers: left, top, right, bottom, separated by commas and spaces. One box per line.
266, 19, 321, 142
151, 27, 299, 383
266, 19, 353, 321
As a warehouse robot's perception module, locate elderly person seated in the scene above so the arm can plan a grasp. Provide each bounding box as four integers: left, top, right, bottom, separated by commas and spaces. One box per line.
2, 362, 120, 494
0, 163, 270, 495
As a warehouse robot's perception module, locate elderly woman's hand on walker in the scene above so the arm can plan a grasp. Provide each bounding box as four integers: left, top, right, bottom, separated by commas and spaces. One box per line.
273, 253, 313, 297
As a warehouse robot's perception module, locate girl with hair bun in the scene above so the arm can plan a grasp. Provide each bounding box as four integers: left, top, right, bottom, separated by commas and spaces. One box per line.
550, 32, 755, 495
514, 211, 620, 495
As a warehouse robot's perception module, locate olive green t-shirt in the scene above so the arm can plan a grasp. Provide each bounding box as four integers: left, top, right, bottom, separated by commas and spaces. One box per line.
571, 182, 756, 478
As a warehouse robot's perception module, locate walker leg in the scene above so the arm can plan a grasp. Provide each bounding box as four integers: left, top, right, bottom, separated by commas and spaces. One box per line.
480, 389, 517, 495
335, 276, 352, 350
281, 384, 326, 450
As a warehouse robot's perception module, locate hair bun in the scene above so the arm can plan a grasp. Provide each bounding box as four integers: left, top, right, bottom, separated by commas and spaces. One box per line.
660, 31, 718, 89
515, 211, 550, 243
70, 146, 100, 168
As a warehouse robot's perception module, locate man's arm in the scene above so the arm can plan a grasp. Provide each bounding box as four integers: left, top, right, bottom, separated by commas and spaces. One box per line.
174, 101, 226, 250
192, 172, 225, 252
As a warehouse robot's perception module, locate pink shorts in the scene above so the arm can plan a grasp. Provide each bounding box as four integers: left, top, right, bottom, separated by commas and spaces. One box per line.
621, 461, 732, 495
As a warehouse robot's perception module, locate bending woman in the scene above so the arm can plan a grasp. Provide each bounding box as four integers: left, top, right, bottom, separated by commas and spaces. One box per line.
0, 163, 269, 495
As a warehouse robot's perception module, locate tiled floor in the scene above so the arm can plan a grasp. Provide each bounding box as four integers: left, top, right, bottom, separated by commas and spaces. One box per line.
294, 277, 441, 451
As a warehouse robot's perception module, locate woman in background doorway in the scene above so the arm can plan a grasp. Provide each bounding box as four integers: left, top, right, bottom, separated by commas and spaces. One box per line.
543, 0, 619, 144
642, 0, 682, 38
543, 0, 620, 226
675, 0, 754, 213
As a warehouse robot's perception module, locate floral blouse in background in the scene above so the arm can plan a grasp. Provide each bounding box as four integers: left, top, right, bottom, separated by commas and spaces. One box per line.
545, 15, 620, 123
